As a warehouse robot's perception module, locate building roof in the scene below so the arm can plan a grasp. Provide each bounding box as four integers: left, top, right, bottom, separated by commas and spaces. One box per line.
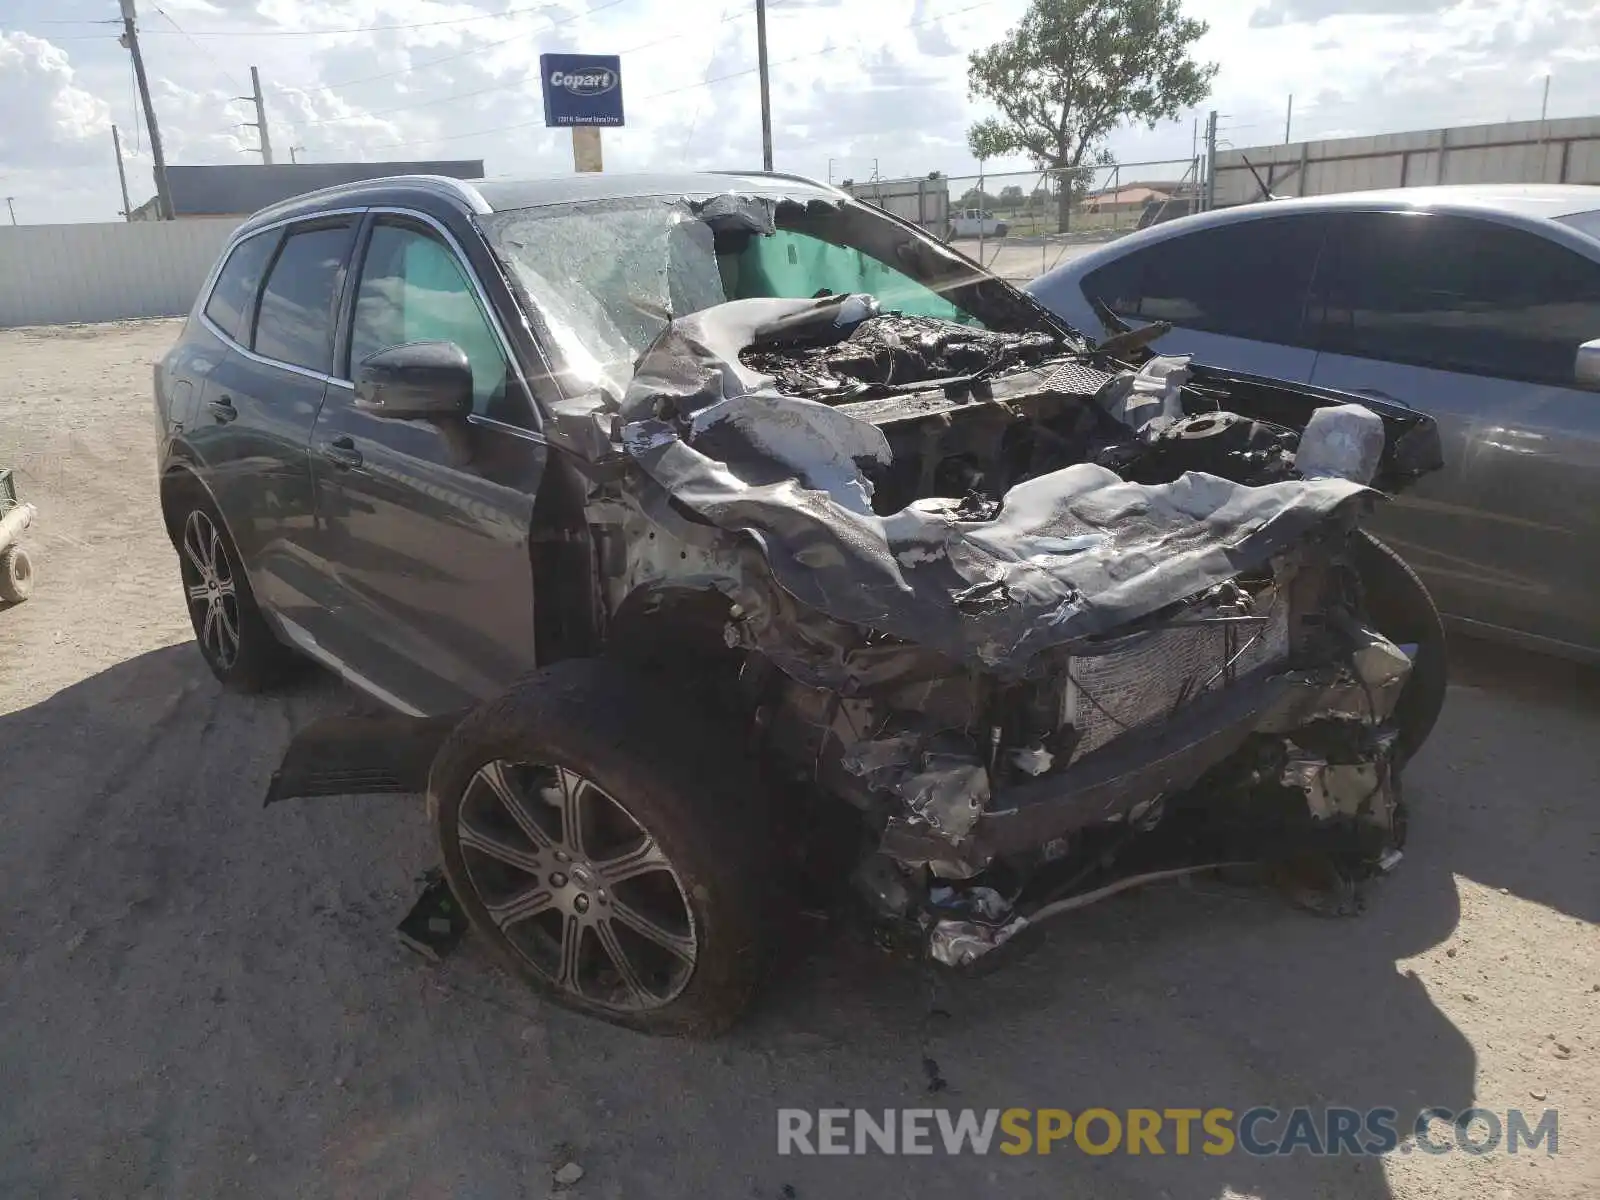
1088, 185, 1175, 206
143, 161, 486, 217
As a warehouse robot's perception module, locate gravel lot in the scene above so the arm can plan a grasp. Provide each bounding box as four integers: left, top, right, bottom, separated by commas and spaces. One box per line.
1, 318, 1596, 1200
947, 235, 1107, 283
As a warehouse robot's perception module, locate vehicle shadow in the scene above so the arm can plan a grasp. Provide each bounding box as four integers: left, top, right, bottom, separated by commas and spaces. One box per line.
1428, 633, 1600, 924
0, 638, 1588, 1199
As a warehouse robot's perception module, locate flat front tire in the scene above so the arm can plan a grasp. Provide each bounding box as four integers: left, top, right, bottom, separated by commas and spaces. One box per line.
428, 658, 778, 1037
1353, 532, 1448, 761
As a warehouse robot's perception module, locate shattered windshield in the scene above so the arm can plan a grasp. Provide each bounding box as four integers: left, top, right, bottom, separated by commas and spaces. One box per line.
483, 194, 994, 392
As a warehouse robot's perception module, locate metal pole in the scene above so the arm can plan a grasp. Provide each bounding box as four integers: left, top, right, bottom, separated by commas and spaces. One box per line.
250, 66, 274, 164
976, 158, 985, 266
1540, 74, 1551, 121
1204, 110, 1218, 211
112, 125, 133, 219
5, 198, 15, 226
1284, 93, 1293, 144
119, 0, 173, 220
755, 0, 773, 171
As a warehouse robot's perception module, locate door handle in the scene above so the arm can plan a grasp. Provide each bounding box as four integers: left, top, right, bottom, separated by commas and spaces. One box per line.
207, 395, 237, 423
320, 436, 363, 470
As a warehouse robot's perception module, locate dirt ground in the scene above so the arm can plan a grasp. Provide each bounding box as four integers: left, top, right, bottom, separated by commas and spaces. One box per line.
1, 319, 1596, 1200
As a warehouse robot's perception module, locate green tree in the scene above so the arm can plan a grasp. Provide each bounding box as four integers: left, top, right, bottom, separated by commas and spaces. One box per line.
998, 184, 1025, 210
966, 0, 1216, 231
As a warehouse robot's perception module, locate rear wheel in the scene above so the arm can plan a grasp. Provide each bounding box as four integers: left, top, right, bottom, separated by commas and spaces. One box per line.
170, 490, 298, 690
1352, 532, 1448, 761
429, 658, 778, 1037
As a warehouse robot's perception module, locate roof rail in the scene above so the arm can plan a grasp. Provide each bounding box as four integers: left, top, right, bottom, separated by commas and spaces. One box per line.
244, 173, 490, 226
714, 168, 846, 196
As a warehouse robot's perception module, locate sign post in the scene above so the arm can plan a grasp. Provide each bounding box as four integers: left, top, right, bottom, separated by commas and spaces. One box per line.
539, 54, 624, 174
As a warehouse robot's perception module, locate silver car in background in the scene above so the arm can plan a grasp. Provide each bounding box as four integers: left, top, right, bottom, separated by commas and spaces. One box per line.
1027, 185, 1600, 662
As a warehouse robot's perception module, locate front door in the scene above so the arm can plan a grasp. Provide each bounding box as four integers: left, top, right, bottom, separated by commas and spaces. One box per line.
308, 213, 547, 715
1076, 213, 1330, 383
1307, 210, 1600, 654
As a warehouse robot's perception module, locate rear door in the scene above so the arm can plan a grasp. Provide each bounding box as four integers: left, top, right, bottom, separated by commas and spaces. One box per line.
1306, 211, 1600, 653
193, 215, 359, 633
1075, 213, 1330, 381
307, 212, 546, 716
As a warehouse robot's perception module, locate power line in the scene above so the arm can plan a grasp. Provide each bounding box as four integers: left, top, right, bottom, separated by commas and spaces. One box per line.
300, 5, 754, 127
681, 2, 745, 155
138, 1, 569, 38
152, 4, 250, 95
337, 0, 1003, 155
291, 0, 631, 95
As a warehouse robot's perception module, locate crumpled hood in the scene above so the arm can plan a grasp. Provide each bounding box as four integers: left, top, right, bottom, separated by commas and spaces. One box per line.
618, 298, 1374, 675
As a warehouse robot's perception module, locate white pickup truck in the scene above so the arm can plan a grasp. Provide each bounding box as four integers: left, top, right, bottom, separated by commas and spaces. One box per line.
947, 208, 1010, 238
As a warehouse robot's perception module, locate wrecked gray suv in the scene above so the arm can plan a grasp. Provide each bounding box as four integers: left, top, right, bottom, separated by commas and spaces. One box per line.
155, 171, 1446, 1036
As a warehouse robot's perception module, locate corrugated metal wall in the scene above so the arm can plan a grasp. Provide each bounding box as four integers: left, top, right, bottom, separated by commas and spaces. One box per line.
844, 178, 950, 231
0, 218, 241, 328
1213, 115, 1600, 207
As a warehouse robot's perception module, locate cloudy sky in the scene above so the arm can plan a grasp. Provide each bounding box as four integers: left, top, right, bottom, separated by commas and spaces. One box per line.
1, 0, 1596, 223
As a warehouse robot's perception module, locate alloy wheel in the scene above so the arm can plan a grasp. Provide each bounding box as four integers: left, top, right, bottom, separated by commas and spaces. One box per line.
180, 509, 240, 670
454, 760, 699, 1012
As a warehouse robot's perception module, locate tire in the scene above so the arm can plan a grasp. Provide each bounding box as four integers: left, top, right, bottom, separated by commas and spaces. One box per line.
994, 223, 1009, 238
168, 486, 298, 691
1352, 532, 1448, 761
0, 545, 33, 602
428, 658, 778, 1037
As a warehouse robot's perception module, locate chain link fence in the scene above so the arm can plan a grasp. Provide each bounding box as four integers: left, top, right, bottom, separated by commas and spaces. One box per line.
928, 157, 1203, 281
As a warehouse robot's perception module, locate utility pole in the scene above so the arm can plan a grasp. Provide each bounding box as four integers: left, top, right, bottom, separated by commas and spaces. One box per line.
237, 66, 275, 164
289, 145, 306, 164
755, 0, 773, 171
112, 125, 133, 219
1540, 73, 1551, 121
1203, 110, 1219, 211
5, 198, 16, 226
118, 0, 172, 220
1284, 93, 1293, 144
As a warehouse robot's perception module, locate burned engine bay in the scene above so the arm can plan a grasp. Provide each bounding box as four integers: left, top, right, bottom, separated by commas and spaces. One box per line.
527, 196, 1445, 970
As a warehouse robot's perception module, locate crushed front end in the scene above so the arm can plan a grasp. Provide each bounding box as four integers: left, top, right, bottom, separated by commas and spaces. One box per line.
504, 192, 1444, 971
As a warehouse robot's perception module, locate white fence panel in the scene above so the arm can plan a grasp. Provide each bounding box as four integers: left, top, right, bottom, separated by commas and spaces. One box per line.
1213, 115, 1600, 207
0, 218, 241, 328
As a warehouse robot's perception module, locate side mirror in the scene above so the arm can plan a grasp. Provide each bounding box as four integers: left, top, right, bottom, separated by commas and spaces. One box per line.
1576, 338, 1600, 390
354, 341, 472, 420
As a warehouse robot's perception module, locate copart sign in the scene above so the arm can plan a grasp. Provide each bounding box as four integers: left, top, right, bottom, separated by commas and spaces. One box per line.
539, 53, 625, 127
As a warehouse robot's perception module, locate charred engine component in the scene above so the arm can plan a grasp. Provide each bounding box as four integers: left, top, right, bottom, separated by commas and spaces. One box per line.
1121, 410, 1300, 486
742, 312, 1061, 399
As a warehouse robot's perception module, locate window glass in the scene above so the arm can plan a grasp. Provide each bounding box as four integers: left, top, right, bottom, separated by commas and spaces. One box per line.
731, 229, 978, 325
203, 231, 277, 342
1314, 212, 1600, 385
348, 223, 510, 417
252, 222, 355, 374
1081, 216, 1325, 346
1554, 209, 1600, 242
